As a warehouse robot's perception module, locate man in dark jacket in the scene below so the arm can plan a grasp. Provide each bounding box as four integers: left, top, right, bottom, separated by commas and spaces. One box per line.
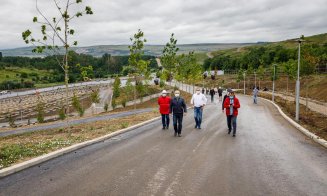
170, 90, 187, 137
223, 89, 241, 137
209, 88, 215, 103
218, 87, 223, 102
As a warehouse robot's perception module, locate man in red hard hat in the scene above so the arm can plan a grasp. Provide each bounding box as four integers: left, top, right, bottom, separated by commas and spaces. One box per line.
158, 90, 171, 129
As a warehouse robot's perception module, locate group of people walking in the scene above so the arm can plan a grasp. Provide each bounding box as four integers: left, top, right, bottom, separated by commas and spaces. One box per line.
158, 87, 241, 137
201, 87, 223, 103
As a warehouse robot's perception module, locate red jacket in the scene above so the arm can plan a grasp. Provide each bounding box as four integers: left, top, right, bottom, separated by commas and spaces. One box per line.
223, 96, 241, 116
158, 96, 171, 114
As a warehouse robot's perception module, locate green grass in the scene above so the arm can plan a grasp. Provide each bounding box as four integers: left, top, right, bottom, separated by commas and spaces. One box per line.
0, 67, 54, 83
0, 138, 75, 168
35, 82, 65, 88
193, 52, 208, 64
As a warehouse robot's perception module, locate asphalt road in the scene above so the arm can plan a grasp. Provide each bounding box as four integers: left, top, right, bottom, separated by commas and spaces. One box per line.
0, 95, 326, 196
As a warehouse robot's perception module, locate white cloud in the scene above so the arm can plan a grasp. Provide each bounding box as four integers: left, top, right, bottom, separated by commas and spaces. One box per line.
0, 0, 327, 49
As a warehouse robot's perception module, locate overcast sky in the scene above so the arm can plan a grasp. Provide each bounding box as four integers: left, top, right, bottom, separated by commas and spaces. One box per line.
1, 0, 327, 49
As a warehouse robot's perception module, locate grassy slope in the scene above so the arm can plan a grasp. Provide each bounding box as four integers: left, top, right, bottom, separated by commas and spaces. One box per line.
211, 33, 327, 57
0, 67, 54, 83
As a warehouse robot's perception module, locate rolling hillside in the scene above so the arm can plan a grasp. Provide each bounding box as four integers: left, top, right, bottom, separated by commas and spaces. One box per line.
1, 43, 258, 57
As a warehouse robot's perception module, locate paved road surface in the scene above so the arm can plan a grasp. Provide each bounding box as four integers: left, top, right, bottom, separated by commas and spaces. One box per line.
0, 95, 326, 196
0, 108, 152, 137
262, 91, 327, 116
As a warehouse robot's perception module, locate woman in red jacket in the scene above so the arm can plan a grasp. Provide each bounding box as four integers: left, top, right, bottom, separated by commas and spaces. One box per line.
223, 90, 241, 137
158, 90, 171, 129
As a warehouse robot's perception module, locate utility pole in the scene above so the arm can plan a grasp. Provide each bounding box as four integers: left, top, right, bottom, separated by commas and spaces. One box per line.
295, 39, 304, 121
272, 64, 276, 102
254, 71, 257, 87
243, 71, 246, 95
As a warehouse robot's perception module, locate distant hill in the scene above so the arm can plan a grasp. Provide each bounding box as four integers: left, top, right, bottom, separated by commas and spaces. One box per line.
1, 43, 258, 57
211, 33, 327, 57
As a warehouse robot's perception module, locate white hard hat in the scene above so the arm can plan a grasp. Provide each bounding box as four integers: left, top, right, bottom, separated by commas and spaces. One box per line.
162, 90, 167, 94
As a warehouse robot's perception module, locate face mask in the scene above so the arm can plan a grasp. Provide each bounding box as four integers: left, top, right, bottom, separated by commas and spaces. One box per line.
229, 96, 234, 98
162, 94, 166, 97
196, 91, 200, 94
175, 94, 180, 97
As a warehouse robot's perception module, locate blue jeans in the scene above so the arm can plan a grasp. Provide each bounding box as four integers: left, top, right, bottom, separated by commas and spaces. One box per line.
227, 115, 237, 135
194, 107, 203, 128
253, 95, 257, 104
161, 114, 170, 128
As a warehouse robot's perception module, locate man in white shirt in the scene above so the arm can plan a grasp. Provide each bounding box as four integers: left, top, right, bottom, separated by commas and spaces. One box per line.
191, 87, 208, 129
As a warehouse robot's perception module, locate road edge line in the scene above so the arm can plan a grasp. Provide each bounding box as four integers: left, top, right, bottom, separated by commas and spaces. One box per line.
0, 116, 161, 178
258, 97, 327, 149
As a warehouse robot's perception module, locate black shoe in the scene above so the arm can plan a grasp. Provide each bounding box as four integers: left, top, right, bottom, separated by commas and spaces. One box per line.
162, 126, 166, 130
228, 130, 231, 134
166, 126, 169, 130
174, 132, 177, 137
233, 134, 236, 137
198, 127, 201, 129
178, 134, 182, 137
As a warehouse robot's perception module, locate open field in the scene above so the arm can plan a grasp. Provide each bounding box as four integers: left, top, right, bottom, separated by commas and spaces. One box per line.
0, 67, 54, 83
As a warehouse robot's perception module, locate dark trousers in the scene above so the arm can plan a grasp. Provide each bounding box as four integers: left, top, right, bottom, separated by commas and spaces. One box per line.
194, 107, 203, 128
161, 114, 170, 128
173, 113, 183, 134
227, 115, 237, 135
211, 95, 214, 103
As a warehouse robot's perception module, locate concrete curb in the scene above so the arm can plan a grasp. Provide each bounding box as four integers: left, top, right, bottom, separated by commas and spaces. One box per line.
0, 116, 161, 178
258, 97, 327, 149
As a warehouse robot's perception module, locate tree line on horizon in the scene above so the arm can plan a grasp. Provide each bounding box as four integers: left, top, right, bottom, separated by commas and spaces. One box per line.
203, 41, 327, 76
0, 52, 158, 90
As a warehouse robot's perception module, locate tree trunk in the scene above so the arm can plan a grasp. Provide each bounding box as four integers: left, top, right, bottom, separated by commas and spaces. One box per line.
134, 76, 136, 110
193, 83, 195, 94
306, 77, 309, 112
64, 17, 69, 120
286, 75, 289, 95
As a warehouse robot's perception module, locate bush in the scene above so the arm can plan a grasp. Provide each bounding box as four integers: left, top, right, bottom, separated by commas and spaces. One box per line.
104, 103, 109, 112
58, 104, 66, 120
111, 99, 116, 109
36, 100, 45, 123
7, 113, 16, 128
122, 99, 127, 108
20, 72, 28, 78
113, 76, 121, 98
136, 83, 146, 97
72, 94, 84, 117
159, 80, 165, 88
91, 89, 100, 103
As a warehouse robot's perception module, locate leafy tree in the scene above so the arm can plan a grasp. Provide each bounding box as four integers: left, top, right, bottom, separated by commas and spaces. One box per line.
91, 88, 100, 103
22, 0, 93, 116
36, 98, 45, 123
257, 65, 265, 89
76, 63, 93, 81
72, 93, 84, 117
237, 69, 244, 89
283, 59, 297, 93
128, 29, 150, 108
58, 102, 66, 120
113, 76, 121, 98
161, 33, 179, 82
